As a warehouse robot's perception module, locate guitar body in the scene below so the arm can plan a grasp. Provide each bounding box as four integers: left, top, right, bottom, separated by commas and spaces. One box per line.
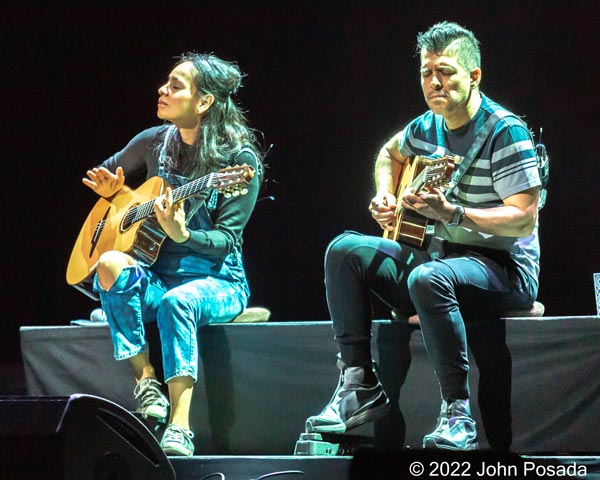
66, 176, 168, 287
66, 164, 254, 295
383, 156, 430, 248
393, 209, 430, 248
383, 155, 454, 249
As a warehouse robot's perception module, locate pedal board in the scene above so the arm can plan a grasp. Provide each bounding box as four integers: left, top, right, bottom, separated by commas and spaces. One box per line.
293, 432, 374, 456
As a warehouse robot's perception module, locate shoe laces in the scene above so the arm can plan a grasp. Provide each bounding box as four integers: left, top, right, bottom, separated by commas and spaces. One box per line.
444, 399, 470, 418
163, 424, 194, 444
439, 399, 473, 430
134, 378, 167, 409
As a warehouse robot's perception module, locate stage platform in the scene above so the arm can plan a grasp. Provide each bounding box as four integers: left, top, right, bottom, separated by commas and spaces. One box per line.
20, 317, 600, 453
15, 316, 600, 478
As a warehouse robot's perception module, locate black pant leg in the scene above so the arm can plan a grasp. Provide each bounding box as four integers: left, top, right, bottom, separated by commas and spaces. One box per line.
324, 232, 427, 366
467, 320, 512, 450
373, 322, 417, 449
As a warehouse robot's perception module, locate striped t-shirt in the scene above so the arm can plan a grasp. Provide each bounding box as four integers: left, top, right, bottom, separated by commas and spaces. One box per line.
398, 93, 541, 284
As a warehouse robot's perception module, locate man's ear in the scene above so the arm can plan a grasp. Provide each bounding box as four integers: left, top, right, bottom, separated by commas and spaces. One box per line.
470, 68, 482, 89
196, 93, 215, 115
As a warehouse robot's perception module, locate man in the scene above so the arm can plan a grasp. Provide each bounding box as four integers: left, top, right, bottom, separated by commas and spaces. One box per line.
305, 21, 540, 450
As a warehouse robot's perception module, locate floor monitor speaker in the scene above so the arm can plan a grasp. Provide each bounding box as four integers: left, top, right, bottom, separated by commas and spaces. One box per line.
0, 394, 175, 479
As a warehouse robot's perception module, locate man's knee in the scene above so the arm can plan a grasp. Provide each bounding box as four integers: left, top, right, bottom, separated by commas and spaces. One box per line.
325, 232, 369, 270
408, 261, 448, 291
326, 231, 362, 257
407, 262, 458, 312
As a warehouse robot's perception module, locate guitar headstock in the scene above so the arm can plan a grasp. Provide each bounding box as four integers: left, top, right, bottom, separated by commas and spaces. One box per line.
214, 164, 255, 198
420, 155, 455, 190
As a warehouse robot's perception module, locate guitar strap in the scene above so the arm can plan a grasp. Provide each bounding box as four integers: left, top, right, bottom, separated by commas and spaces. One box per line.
157, 126, 208, 225
158, 126, 258, 225
439, 108, 518, 200
185, 146, 258, 224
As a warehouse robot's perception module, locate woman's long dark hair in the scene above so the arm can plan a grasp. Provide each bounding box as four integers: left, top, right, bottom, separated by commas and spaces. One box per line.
168, 52, 262, 179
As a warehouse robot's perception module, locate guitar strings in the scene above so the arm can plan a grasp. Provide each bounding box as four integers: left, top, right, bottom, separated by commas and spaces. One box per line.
92, 167, 247, 234
93, 173, 217, 232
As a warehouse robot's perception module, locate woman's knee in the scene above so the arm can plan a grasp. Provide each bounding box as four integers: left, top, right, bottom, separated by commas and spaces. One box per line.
97, 251, 134, 270
158, 290, 197, 324
97, 251, 136, 290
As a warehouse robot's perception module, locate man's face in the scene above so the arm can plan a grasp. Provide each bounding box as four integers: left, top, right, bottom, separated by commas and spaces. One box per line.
419, 45, 479, 120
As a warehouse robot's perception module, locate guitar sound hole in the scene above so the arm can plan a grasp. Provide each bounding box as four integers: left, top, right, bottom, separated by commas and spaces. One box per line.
121, 207, 137, 231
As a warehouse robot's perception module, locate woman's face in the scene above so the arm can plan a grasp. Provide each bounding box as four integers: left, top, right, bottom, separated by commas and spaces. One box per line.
157, 61, 206, 129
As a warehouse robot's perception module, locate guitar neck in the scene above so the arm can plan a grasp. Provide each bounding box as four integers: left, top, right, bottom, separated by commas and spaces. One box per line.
411, 168, 428, 193
394, 167, 427, 214
172, 174, 214, 203
133, 173, 215, 223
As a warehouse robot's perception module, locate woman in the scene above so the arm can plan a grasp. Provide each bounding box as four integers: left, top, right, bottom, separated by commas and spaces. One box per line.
82, 53, 263, 456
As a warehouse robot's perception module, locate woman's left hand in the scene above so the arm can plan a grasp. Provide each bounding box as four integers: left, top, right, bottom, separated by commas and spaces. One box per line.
153, 187, 190, 243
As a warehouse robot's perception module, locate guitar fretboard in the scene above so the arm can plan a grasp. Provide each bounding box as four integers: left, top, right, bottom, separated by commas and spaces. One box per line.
126, 173, 216, 225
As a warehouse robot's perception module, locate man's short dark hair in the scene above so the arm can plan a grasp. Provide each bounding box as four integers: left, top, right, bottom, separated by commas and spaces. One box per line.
416, 21, 481, 72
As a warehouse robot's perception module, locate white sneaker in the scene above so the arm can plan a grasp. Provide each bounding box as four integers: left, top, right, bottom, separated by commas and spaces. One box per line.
133, 378, 169, 423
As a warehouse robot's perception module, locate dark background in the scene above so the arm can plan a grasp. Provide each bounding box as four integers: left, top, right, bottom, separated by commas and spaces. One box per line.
3, 1, 599, 366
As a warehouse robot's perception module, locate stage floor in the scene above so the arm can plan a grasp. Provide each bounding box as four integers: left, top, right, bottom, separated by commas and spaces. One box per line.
13, 316, 600, 478
168, 452, 600, 480
170, 455, 351, 480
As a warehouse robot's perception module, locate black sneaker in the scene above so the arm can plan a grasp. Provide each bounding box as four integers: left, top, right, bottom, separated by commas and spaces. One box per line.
134, 378, 169, 424
423, 399, 478, 450
305, 363, 390, 434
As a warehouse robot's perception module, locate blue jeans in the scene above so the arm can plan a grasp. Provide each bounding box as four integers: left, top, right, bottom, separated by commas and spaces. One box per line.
95, 259, 248, 382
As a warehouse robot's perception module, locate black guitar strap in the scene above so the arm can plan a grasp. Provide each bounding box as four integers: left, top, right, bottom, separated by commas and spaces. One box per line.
439, 109, 517, 200
185, 146, 258, 224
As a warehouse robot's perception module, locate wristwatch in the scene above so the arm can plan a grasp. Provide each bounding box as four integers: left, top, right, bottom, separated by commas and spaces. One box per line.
448, 205, 466, 226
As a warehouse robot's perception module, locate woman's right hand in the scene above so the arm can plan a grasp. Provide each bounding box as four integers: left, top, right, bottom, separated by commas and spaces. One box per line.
82, 166, 125, 198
